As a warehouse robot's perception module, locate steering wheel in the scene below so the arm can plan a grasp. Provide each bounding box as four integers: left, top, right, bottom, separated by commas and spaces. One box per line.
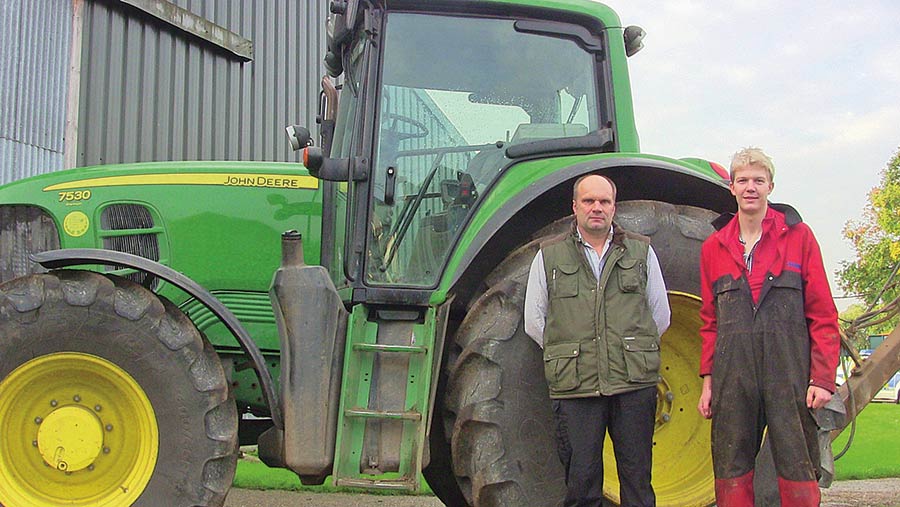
384, 113, 429, 141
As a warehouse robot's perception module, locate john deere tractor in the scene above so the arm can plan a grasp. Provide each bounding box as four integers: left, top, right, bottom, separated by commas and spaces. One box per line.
0, 1, 744, 505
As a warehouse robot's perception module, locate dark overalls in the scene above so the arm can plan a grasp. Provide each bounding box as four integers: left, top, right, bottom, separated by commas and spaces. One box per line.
700, 205, 840, 506
710, 270, 821, 505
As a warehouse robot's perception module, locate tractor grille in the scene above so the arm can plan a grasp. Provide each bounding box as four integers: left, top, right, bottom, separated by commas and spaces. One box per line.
102, 233, 160, 263
101, 203, 155, 230
100, 204, 160, 288
0, 205, 61, 284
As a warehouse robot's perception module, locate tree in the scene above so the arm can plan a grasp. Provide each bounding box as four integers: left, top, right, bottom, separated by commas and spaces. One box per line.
839, 303, 892, 351
838, 147, 900, 337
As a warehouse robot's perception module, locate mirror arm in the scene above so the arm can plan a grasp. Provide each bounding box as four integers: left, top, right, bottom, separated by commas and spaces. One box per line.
303, 148, 368, 182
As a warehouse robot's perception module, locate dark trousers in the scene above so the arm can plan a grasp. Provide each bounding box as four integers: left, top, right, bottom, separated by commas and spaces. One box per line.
552, 387, 657, 507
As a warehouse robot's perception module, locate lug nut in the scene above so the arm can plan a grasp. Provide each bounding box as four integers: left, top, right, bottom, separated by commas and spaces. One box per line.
103, 447, 110, 454
50, 399, 58, 407
665, 391, 674, 402
73, 395, 81, 402
105, 424, 113, 432
94, 405, 102, 412
34, 416, 43, 424
32, 440, 38, 447
88, 464, 95, 471
662, 413, 671, 422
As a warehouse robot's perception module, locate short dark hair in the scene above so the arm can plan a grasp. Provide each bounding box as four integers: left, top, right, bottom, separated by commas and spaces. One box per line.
573, 174, 617, 201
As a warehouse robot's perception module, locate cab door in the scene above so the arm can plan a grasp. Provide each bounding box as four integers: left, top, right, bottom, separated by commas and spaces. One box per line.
320, 22, 377, 290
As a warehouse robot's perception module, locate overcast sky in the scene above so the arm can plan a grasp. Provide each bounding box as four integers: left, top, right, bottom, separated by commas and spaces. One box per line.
600, 1, 900, 307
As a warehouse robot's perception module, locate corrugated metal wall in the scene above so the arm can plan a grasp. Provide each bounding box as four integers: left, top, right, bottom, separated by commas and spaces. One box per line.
0, 0, 72, 186
77, 0, 329, 167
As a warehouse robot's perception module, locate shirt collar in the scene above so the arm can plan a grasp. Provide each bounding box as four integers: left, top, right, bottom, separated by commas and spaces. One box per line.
575, 224, 614, 251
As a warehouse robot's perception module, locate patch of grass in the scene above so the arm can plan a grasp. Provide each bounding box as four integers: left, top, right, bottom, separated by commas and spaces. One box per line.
232, 460, 312, 491
833, 402, 900, 480
233, 459, 434, 495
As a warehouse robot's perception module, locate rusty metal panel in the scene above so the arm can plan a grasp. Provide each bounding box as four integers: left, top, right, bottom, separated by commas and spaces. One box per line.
77, 0, 329, 167
0, 0, 72, 185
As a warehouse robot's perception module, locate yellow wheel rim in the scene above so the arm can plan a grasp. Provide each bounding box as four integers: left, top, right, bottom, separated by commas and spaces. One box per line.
0, 352, 158, 507
603, 292, 715, 507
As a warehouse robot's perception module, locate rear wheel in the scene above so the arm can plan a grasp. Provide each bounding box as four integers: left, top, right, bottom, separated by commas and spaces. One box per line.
0, 271, 238, 507
442, 200, 718, 506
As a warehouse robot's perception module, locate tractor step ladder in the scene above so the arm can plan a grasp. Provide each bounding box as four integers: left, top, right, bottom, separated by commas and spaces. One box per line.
332, 305, 436, 491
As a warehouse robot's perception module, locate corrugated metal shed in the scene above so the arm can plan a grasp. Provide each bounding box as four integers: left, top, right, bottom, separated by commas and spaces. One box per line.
0, 0, 72, 186
77, 0, 329, 167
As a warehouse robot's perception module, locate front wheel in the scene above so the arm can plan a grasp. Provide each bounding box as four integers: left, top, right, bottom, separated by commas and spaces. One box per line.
443, 201, 719, 506
0, 271, 238, 507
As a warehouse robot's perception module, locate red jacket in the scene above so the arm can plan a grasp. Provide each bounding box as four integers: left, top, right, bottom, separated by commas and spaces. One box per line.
699, 204, 840, 391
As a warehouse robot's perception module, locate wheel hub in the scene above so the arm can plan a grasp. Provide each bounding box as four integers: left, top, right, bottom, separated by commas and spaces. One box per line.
37, 404, 105, 472
0, 352, 158, 507
655, 376, 675, 430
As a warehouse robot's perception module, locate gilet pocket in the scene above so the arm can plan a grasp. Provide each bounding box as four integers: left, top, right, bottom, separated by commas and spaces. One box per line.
622, 335, 660, 383
544, 342, 580, 392
551, 263, 580, 299
616, 258, 643, 293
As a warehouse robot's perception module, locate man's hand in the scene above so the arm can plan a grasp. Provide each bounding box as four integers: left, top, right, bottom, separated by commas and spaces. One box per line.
807, 385, 832, 409
697, 375, 712, 419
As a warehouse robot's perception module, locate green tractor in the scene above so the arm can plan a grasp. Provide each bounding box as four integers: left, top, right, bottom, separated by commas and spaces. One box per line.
0, 1, 737, 505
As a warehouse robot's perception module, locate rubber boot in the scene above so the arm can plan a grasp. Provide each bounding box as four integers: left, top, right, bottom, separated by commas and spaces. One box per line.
716, 470, 755, 507
778, 477, 820, 507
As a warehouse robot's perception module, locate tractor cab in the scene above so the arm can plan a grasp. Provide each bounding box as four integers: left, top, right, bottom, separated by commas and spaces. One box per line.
300, 1, 627, 299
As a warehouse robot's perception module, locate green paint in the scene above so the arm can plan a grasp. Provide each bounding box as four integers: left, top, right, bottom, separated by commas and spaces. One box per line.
333, 305, 436, 490
0, 1, 733, 495
0, 161, 322, 359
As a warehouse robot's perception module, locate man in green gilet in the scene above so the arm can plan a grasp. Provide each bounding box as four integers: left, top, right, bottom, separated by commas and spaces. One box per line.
525, 174, 670, 507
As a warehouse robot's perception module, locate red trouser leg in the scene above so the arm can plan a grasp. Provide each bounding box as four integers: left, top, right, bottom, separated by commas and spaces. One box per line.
714, 470, 754, 507
778, 477, 820, 507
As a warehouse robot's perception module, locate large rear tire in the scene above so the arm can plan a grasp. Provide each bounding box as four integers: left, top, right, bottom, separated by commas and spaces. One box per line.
0, 271, 238, 507
442, 200, 718, 506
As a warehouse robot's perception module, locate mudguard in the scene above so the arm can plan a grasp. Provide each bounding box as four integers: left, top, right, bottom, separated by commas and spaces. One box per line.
31, 248, 284, 428
437, 154, 735, 303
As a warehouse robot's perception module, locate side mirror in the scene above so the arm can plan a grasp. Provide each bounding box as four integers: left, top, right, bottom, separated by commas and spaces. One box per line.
285, 125, 313, 151
624, 25, 646, 57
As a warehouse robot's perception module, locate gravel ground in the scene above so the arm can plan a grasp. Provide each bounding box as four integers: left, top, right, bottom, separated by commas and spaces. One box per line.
822, 478, 900, 507
225, 478, 900, 507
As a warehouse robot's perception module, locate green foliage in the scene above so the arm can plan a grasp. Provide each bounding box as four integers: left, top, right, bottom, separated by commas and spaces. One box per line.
839, 148, 900, 333
839, 304, 894, 350
833, 403, 900, 480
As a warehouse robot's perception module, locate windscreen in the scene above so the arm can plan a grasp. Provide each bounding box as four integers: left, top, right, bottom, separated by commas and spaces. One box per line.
367, 12, 603, 286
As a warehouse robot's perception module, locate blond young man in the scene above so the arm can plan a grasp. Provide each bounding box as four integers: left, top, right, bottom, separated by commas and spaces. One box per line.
697, 148, 840, 506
